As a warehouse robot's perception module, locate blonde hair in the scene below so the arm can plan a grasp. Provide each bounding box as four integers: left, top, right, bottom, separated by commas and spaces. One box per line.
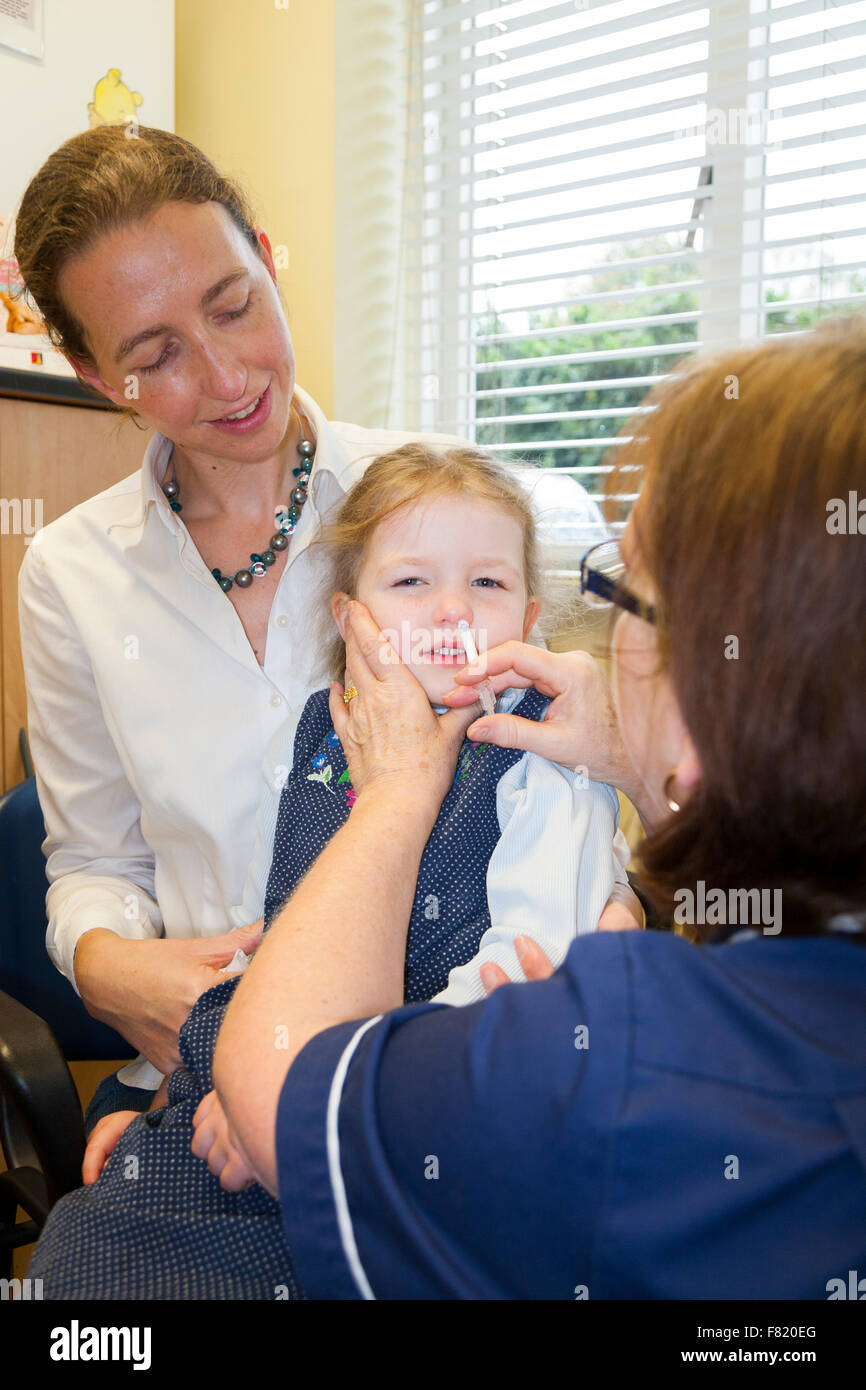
311, 442, 549, 681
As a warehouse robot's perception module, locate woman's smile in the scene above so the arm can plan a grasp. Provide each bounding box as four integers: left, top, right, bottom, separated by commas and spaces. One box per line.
206, 381, 273, 433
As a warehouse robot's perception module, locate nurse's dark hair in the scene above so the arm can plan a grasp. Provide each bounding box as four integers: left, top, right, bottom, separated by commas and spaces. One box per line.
608, 316, 866, 936
13, 124, 260, 375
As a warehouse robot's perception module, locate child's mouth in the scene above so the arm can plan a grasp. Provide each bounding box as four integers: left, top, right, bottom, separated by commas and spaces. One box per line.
427, 645, 467, 665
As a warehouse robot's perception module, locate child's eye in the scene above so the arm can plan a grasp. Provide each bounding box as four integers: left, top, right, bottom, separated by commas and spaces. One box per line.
393, 577, 425, 587
473, 577, 504, 588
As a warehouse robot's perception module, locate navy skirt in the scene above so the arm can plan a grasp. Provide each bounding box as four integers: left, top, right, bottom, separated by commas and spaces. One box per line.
29, 977, 302, 1300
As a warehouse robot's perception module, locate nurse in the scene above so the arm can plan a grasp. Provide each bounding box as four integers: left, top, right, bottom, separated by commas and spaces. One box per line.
210, 321, 866, 1298
14, 124, 623, 1130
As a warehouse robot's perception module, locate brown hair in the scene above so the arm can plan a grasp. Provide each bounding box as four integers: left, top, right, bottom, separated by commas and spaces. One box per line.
13, 125, 260, 376
311, 442, 548, 682
608, 318, 866, 935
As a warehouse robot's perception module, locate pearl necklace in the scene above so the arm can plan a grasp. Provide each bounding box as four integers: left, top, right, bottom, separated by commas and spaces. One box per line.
161, 411, 315, 592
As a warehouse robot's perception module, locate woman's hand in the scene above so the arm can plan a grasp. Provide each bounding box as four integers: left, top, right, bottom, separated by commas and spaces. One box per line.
81, 1109, 141, 1185
441, 640, 648, 818
329, 598, 478, 812
73, 919, 265, 1076
191, 1089, 257, 1192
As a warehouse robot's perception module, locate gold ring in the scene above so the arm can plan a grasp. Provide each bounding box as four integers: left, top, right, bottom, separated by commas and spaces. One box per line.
343, 685, 359, 704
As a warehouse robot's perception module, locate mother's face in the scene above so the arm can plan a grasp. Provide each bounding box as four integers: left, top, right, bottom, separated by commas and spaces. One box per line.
612, 510, 702, 828
58, 201, 295, 463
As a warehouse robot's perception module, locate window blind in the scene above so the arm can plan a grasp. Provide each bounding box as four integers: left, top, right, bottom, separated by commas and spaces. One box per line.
395, 0, 866, 530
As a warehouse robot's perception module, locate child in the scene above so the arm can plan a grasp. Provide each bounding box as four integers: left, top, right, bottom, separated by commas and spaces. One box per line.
234, 442, 630, 1004
30, 444, 630, 1300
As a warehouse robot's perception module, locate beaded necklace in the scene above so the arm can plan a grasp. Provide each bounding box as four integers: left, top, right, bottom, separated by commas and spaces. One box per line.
161, 409, 315, 593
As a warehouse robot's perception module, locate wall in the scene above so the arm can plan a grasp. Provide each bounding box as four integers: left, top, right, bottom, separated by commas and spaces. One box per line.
175, 0, 336, 415
0, 0, 175, 218
0, 0, 175, 376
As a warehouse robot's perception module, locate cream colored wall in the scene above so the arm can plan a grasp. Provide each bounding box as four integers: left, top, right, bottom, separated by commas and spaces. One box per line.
175, 0, 335, 415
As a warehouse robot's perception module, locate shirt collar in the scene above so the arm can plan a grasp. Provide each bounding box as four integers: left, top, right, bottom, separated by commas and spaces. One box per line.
110, 386, 349, 543
293, 385, 356, 494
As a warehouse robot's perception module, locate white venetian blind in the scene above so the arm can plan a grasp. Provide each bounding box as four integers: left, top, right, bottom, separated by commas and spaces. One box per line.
390, 0, 866, 525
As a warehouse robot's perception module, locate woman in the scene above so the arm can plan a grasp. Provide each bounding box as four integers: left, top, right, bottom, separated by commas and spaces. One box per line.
208, 321, 866, 1298
14, 124, 623, 1129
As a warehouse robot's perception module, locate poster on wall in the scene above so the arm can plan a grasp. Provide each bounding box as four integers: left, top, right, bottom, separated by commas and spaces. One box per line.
0, 0, 174, 404
0, 0, 44, 61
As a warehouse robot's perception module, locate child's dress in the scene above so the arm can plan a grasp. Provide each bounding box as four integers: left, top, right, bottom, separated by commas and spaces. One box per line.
29, 686, 627, 1300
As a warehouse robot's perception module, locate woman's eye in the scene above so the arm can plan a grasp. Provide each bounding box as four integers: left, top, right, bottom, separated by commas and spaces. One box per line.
137, 299, 250, 375
140, 344, 175, 375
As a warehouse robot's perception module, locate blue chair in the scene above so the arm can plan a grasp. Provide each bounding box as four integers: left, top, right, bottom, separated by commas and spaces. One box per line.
0, 773, 135, 1274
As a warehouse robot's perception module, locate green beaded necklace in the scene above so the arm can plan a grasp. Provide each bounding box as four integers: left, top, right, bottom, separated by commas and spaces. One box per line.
161, 412, 315, 593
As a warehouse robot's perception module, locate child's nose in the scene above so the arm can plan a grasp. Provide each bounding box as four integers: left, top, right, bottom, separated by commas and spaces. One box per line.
433, 593, 472, 627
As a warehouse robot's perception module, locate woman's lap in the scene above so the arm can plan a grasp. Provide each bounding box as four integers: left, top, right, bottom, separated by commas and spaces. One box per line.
30, 1095, 301, 1299
32, 977, 302, 1300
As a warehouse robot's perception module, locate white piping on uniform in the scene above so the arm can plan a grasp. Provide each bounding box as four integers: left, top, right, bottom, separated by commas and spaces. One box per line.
326, 1014, 384, 1300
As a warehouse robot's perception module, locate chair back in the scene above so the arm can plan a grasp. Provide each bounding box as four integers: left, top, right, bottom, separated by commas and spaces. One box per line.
0, 777, 135, 1062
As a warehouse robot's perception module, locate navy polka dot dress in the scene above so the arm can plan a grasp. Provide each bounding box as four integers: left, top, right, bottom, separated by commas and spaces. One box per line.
29, 687, 550, 1300
266, 686, 553, 1002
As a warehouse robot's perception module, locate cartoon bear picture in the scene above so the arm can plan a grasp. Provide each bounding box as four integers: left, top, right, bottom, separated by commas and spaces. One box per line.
88, 69, 143, 129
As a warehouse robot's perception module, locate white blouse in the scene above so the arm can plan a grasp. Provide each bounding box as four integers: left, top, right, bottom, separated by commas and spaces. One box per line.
17, 386, 610, 1086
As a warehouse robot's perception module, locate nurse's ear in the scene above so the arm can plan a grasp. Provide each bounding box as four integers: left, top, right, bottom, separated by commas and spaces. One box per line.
673, 733, 703, 794
522, 596, 542, 640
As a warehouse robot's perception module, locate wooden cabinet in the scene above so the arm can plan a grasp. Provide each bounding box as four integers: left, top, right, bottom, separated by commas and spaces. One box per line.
0, 394, 153, 791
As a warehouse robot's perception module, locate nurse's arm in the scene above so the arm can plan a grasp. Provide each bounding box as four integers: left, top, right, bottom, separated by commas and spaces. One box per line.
215, 600, 476, 1196
213, 782, 441, 1198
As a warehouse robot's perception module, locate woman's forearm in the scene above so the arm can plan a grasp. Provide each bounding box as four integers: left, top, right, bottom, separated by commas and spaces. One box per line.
213, 781, 438, 1194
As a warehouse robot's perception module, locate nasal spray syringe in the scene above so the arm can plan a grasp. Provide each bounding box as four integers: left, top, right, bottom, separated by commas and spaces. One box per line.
457, 620, 497, 718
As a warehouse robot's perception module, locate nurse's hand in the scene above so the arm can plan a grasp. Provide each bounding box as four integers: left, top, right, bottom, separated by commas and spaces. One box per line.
440, 641, 650, 822
74, 919, 265, 1076
480, 890, 643, 994
329, 598, 478, 812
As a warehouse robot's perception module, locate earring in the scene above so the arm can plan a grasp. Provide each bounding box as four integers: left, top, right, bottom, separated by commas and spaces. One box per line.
663, 771, 682, 813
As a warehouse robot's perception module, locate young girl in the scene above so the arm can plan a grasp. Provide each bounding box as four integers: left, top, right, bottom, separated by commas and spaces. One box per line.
30, 444, 630, 1300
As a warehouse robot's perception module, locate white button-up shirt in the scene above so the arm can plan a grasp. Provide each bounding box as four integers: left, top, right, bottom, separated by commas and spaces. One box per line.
18, 386, 607, 1086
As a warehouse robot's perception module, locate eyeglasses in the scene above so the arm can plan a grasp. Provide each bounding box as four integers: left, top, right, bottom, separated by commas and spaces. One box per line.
579, 539, 657, 626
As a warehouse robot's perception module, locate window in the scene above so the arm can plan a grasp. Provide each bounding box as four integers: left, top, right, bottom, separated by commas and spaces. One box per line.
395, 0, 866, 535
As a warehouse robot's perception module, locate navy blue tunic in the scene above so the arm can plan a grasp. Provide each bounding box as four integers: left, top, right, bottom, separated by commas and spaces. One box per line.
29, 686, 551, 1300
276, 928, 866, 1299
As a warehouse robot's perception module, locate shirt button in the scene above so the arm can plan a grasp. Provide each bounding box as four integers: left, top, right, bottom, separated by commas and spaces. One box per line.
270, 693, 283, 707
275, 615, 289, 628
